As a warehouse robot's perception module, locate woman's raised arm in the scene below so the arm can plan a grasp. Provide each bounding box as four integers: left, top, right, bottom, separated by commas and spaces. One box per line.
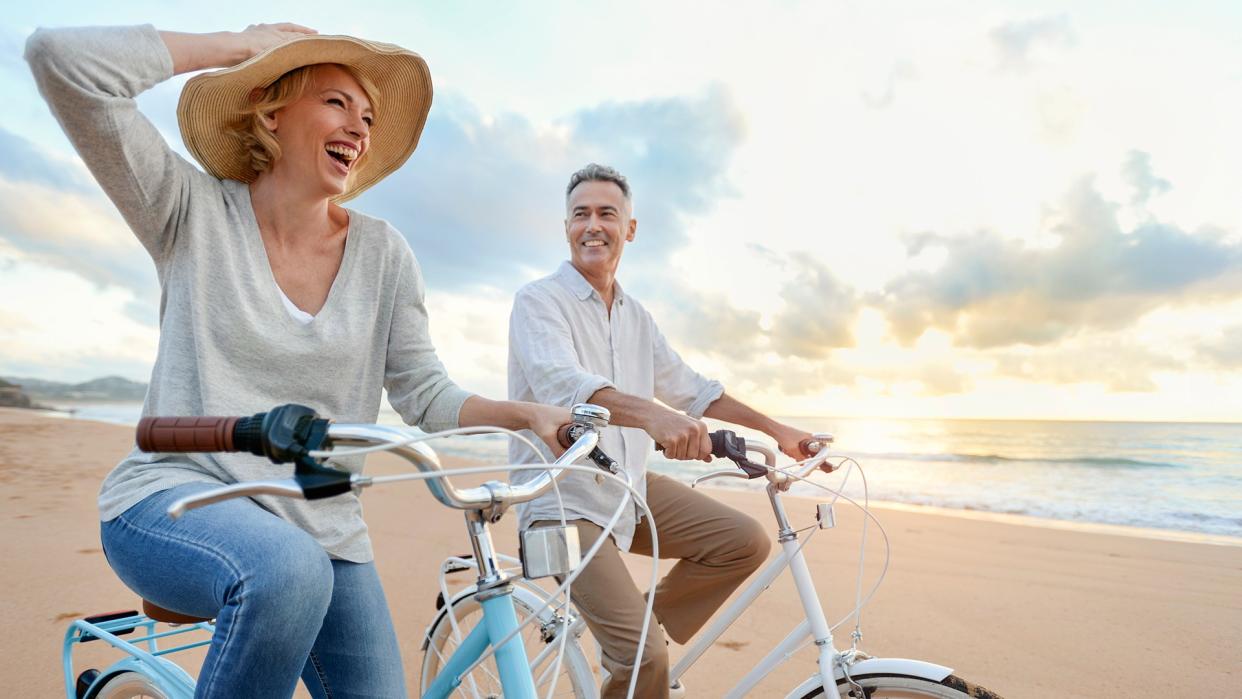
23, 24, 312, 266
160, 23, 316, 75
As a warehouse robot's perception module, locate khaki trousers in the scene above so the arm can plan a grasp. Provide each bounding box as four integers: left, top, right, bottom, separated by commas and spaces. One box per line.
533, 472, 771, 699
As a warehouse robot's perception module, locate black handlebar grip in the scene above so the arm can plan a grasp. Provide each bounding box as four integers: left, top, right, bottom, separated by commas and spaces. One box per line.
709, 430, 736, 459
137, 416, 239, 453
232, 415, 264, 456
656, 431, 721, 455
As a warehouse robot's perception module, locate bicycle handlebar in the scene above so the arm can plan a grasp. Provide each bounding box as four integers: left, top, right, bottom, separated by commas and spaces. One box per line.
152, 403, 615, 519
656, 431, 830, 465
690, 430, 836, 489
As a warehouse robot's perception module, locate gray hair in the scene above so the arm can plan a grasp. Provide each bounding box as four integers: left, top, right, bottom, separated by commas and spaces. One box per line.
565, 163, 631, 203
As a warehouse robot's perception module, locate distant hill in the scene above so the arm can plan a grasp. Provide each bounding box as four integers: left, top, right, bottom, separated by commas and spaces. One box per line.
1, 376, 148, 402
0, 378, 35, 408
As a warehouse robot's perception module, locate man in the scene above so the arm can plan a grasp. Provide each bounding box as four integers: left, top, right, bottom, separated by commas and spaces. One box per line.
508, 163, 813, 698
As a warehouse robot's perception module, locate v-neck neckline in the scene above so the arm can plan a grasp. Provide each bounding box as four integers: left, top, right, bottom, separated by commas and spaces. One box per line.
238, 182, 358, 332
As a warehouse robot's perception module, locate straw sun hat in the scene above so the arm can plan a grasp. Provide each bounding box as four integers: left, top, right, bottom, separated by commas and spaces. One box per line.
177, 34, 432, 203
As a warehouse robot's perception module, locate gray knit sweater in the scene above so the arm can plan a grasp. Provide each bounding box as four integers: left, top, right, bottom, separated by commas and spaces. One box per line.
26, 25, 471, 562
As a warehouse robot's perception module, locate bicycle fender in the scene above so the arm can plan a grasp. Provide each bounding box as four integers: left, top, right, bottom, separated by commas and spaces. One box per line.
83, 657, 195, 699
784, 657, 953, 698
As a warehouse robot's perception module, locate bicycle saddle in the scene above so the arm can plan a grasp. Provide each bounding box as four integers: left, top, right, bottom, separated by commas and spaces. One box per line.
142, 599, 213, 625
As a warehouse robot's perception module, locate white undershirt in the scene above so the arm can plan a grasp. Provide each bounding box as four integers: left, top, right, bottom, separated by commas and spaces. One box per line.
277, 285, 315, 324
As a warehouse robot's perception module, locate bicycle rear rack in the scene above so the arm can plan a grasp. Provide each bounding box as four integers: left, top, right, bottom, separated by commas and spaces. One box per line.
63, 611, 211, 697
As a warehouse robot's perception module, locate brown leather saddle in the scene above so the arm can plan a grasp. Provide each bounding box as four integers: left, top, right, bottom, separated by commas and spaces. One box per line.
142, 599, 213, 625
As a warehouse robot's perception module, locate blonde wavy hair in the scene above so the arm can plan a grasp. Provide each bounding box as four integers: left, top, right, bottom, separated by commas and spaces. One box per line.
232, 63, 379, 181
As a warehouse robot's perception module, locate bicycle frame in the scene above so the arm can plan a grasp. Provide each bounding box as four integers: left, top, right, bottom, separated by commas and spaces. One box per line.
550, 474, 952, 698
668, 481, 836, 697
541, 480, 841, 697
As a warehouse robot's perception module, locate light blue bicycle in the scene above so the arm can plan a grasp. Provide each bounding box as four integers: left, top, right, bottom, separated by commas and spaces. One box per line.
62, 402, 617, 699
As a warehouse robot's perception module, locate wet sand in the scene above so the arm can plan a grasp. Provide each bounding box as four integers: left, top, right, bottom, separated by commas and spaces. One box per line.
1, 407, 1238, 697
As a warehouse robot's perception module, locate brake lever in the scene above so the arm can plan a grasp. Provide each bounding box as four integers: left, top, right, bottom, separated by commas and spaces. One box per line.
710, 430, 769, 479
561, 423, 621, 474
588, 446, 621, 473
691, 469, 748, 489
168, 479, 304, 519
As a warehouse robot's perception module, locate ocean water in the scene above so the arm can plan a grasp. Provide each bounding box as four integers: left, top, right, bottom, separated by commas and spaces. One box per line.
52, 402, 1242, 539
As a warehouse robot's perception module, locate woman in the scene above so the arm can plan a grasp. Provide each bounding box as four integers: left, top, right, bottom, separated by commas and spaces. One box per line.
26, 23, 562, 697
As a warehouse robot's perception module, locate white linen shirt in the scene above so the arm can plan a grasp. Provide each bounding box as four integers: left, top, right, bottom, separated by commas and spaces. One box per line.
507, 261, 724, 550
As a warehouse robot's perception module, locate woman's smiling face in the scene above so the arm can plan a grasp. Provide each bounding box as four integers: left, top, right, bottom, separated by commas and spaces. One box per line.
263, 64, 374, 198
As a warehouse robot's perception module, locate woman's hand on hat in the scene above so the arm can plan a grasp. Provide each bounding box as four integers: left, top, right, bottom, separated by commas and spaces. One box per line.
161, 24, 317, 75
238, 23, 318, 61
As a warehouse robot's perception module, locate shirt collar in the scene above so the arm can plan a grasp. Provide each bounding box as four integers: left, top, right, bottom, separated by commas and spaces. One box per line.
555, 260, 625, 305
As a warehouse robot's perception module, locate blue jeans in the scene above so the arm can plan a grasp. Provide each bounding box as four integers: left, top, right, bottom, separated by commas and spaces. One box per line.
101, 482, 406, 698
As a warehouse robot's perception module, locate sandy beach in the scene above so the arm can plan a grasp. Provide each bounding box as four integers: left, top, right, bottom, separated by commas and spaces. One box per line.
1, 407, 1238, 697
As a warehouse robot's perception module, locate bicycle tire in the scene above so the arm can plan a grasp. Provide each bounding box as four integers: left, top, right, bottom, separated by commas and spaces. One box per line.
420, 588, 595, 698
798, 672, 1002, 698
90, 671, 169, 699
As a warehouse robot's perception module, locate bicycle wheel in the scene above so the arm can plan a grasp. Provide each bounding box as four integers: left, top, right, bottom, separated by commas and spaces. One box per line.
798, 672, 1001, 698
91, 671, 169, 699
420, 589, 594, 698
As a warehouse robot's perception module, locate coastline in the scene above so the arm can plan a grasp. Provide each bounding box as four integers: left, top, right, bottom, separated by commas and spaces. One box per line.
693, 474, 1242, 548
25, 404, 1242, 543
2, 407, 1238, 696
854, 499, 1242, 548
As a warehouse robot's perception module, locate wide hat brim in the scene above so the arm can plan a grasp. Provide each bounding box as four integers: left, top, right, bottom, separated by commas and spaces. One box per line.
177, 34, 432, 203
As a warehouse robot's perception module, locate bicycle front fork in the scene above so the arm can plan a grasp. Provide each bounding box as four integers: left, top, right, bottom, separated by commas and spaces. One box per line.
421, 586, 538, 699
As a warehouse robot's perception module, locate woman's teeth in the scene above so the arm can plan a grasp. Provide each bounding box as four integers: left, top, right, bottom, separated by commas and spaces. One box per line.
325, 144, 359, 166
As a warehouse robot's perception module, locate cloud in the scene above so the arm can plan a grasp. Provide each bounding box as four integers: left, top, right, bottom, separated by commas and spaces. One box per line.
768, 255, 859, 358
989, 14, 1076, 72
0, 173, 157, 309
0, 25, 26, 72
635, 252, 863, 401
648, 249, 859, 365
860, 60, 917, 110
0, 126, 95, 193
353, 86, 745, 292
877, 176, 1242, 348
1121, 149, 1172, 206
991, 339, 1180, 391
648, 285, 765, 362
0, 255, 158, 383
1198, 325, 1242, 369
726, 356, 855, 398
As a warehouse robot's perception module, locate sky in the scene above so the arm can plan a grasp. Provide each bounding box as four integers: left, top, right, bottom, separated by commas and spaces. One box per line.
2, 1, 1240, 422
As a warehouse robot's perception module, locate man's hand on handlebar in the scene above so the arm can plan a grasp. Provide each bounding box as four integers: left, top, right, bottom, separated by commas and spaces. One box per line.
525, 403, 573, 457
646, 408, 712, 462
768, 422, 817, 461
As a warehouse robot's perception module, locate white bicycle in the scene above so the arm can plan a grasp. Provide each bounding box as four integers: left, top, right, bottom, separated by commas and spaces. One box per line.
420, 430, 1003, 699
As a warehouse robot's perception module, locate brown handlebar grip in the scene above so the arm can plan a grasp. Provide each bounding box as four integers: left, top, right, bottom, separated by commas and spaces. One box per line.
137, 416, 239, 453
798, 438, 819, 458
556, 424, 576, 450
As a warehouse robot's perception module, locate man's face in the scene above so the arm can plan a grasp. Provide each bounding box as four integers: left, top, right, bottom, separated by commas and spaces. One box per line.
564, 180, 636, 278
